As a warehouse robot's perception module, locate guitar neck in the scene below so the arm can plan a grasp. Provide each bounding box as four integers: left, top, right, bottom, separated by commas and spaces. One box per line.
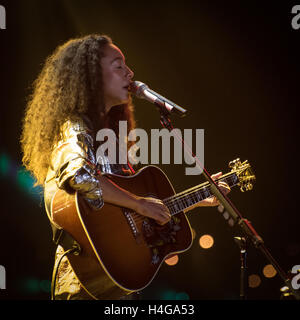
163, 172, 239, 216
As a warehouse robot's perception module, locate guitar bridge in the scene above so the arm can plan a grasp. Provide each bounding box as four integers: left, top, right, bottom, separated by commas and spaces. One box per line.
122, 209, 142, 244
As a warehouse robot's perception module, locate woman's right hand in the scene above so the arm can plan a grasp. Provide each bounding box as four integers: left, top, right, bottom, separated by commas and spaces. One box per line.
134, 197, 171, 225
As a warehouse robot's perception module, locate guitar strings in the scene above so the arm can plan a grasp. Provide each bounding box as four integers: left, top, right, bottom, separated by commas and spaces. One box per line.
130, 174, 238, 224
163, 173, 236, 203
163, 174, 237, 208
132, 175, 237, 223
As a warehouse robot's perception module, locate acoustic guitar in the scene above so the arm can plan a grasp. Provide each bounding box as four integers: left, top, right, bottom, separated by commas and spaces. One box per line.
51, 158, 255, 299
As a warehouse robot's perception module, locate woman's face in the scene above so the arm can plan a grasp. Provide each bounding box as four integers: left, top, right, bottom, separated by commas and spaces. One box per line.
101, 43, 134, 113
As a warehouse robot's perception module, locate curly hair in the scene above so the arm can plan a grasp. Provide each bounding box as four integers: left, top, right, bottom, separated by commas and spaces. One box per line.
20, 34, 136, 186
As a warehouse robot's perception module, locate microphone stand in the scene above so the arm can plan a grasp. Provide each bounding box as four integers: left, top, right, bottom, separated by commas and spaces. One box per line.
234, 237, 248, 300
155, 103, 300, 300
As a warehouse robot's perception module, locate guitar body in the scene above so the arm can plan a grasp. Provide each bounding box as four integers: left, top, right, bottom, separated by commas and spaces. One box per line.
51, 165, 193, 299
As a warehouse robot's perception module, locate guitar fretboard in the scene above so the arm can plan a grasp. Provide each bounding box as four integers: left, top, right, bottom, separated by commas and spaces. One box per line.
163, 173, 239, 216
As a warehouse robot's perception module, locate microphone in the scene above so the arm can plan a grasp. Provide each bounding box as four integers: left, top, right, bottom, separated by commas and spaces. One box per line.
130, 81, 187, 117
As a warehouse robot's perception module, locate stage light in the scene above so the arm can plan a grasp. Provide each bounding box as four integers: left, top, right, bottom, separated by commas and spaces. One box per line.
199, 234, 214, 249
248, 274, 261, 288
165, 254, 179, 266
263, 264, 277, 278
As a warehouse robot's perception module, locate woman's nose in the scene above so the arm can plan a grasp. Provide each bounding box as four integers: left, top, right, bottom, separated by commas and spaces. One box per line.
126, 66, 134, 80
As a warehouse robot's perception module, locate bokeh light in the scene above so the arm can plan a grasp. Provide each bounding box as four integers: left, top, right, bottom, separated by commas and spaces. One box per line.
17, 277, 51, 295
0, 153, 42, 201
263, 264, 277, 278
39, 279, 51, 293
20, 277, 40, 294
199, 234, 214, 249
175, 292, 190, 300
0, 153, 9, 176
16, 168, 35, 191
160, 290, 177, 300
165, 255, 179, 266
248, 274, 261, 288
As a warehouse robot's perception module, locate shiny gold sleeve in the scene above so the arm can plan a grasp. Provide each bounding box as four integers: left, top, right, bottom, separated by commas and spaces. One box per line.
50, 119, 103, 210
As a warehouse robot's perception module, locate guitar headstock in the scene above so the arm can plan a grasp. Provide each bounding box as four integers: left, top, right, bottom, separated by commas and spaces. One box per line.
229, 158, 256, 192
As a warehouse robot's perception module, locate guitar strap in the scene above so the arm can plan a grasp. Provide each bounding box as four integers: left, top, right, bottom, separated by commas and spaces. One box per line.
50, 222, 81, 254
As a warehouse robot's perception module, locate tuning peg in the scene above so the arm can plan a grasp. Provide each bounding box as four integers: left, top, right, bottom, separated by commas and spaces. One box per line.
246, 183, 253, 191
240, 183, 253, 192
229, 158, 241, 169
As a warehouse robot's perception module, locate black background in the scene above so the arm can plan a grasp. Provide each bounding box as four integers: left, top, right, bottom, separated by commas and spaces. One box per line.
0, 0, 299, 300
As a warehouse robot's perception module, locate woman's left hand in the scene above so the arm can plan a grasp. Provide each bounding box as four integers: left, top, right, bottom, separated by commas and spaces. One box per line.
198, 172, 231, 207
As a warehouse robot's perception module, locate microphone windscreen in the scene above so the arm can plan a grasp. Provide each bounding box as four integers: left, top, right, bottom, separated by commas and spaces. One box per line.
130, 81, 148, 98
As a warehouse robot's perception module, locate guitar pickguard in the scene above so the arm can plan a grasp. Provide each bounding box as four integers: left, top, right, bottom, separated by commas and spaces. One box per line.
122, 208, 182, 265
142, 217, 181, 265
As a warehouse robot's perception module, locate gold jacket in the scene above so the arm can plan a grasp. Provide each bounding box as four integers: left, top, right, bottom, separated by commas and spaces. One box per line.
44, 117, 133, 300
